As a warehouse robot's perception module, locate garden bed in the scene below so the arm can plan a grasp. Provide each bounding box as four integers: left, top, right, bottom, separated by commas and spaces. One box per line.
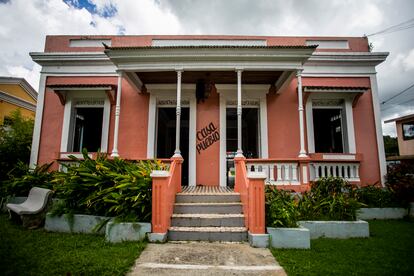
357, 207, 407, 220
45, 213, 112, 234
106, 221, 151, 243
298, 220, 369, 239
267, 227, 310, 249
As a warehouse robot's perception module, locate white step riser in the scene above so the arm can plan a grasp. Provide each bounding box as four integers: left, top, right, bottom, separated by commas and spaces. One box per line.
171, 217, 245, 227
175, 194, 241, 203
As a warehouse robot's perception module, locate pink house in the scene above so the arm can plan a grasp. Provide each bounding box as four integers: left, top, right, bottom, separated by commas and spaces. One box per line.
29, 35, 388, 242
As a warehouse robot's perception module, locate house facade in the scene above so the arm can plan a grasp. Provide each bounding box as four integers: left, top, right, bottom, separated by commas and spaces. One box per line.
30, 35, 388, 189
0, 77, 37, 124
385, 114, 414, 162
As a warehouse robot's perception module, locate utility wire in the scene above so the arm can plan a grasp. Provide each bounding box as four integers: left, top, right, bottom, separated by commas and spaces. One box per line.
366, 17, 414, 37
381, 83, 414, 105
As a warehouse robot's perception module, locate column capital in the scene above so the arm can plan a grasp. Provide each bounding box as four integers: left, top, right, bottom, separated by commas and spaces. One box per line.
235, 67, 244, 72
116, 71, 124, 77
296, 69, 303, 77
175, 67, 184, 72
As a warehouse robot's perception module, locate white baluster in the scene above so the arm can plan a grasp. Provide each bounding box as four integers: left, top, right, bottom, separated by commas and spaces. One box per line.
284, 164, 290, 181
314, 164, 320, 179
321, 165, 326, 177
333, 165, 337, 177
292, 164, 298, 181
344, 165, 349, 179
355, 164, 360, 179
277, 164, 282, 181
269, 164, 275, 182
338, 165, 343, 178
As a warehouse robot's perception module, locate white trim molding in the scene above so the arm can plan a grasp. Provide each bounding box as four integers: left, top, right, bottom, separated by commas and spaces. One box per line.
60, 90, 111, 154
146, 84, 197, 186
0, 91, 36, 112
370, 74, 387, 186
29, 74, 47, 168
217, 84, 269, 187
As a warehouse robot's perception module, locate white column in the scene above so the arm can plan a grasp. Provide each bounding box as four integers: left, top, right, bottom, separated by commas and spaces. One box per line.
173, 69, 183, 157
30, 74, 47, 168
297, 70, 308, 158
111, 72, 123, 157
236, 69, 244, 157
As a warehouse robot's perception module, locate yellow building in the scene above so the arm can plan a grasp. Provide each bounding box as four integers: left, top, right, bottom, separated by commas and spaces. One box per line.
0, 76, 37, 124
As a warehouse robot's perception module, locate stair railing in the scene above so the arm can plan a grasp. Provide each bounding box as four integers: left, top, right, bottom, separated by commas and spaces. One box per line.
234, 156, 266, 234
150, 156, 183, 235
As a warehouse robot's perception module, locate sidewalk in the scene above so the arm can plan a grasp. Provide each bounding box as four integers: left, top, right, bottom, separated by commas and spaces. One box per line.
128, 242, 286, 275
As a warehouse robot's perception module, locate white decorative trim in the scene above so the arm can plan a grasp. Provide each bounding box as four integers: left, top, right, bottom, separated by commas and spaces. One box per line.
0, 91, 36, 111
217, 84, 269, 186
370, 75, 386, 186
322, 154, 356, 160
306, 92, 357, 154
306, 40, 349, 49
0, 76, 38, 100
60, 90, 110, 154
146, 84, 197, 186
302, 165, 308, 184
29, 74, 46, 168
152, 39, 267, 47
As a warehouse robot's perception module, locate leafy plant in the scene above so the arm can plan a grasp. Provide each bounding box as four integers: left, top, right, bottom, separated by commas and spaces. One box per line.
51, 150, 166, 222
355, 184, 401, 208
298, 177, 363, 221
385, 163, 414, 206
0, 161, 54, 205
265, 186, 299, 228
0, 110, 34, 183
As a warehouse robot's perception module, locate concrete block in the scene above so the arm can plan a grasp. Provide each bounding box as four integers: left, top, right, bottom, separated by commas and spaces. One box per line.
357, 208, 407, 220
267, 227, 310, 249
44, 213, 112, 234
105, 222, 151, 243
148, 232, 168, 243
248, 232, 269, 248
298, 220, 369, 239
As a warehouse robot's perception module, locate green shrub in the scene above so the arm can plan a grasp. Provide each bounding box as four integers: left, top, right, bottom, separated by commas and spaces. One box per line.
298, 177, 362, 221
385, 163, 414, 206
265, 186, 300, 228
51, 150, 166, 222
0, 161, 54, 203
355, 185, 401, 208
0, 110, 34, 183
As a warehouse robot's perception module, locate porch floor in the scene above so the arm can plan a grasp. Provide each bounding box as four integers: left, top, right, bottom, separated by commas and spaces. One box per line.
181, 186, 235, 195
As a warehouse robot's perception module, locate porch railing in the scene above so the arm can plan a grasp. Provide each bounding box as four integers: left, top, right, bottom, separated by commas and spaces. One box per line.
246, 159, 300, 185
310, 162, 360, 182
150, 156, 183, 234
234, 156, 266, 234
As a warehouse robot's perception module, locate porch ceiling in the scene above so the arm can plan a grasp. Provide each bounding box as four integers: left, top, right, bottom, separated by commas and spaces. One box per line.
136, 71, 284, 84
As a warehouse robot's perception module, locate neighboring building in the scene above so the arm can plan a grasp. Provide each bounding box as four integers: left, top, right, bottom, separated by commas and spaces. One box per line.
29, 35, 388, 189
385, 114, 414, 163
0, 76, 37, 124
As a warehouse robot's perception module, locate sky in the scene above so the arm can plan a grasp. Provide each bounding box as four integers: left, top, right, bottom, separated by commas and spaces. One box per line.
0, 0, 413, 137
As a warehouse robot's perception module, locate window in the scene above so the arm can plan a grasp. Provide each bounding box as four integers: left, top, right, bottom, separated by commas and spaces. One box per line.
71, 107, 104, 152
313, 108, 344, 153
60, 91, 110, 154
402, 121, 414, 140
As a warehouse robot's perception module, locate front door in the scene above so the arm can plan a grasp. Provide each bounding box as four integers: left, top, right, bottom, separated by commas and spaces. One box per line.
156, 107, 190, 186
226, 107, 260, 187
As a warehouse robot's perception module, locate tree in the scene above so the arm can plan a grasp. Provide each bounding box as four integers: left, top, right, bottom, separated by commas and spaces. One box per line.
383, 135, 399, 157
0, 110, 34, 182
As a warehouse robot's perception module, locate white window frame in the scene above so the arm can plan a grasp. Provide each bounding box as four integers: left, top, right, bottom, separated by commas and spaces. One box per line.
60, 90, 111, 154
306, 93, 356, 154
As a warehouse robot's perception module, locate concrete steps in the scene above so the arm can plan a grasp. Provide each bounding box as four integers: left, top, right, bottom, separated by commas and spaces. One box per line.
168, 188, 247, 242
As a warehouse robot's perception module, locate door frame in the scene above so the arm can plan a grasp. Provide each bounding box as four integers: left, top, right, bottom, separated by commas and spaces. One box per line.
217, 84, 269, 187
146, 84, 197, 186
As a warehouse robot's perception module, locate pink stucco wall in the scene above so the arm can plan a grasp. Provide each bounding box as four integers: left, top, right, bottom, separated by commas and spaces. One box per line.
38, 76, 149, 169
44, 35, 369, 53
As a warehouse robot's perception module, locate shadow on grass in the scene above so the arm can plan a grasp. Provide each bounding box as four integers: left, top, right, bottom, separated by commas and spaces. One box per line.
0, 214, 146, 276
271, 219, 414, 275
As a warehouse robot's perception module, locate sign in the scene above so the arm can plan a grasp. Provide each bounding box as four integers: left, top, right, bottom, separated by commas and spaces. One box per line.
196, 122, 220, 154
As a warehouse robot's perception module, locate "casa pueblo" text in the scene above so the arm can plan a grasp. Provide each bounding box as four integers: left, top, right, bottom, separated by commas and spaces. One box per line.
196, 122, 220, 154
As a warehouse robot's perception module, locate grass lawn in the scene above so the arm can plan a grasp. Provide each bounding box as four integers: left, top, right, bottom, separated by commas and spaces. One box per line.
271, 220, 414, 275
0, 214, 146, 276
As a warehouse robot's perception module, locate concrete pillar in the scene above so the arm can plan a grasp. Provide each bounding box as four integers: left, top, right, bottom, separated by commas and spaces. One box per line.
111, 72, 123, 157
